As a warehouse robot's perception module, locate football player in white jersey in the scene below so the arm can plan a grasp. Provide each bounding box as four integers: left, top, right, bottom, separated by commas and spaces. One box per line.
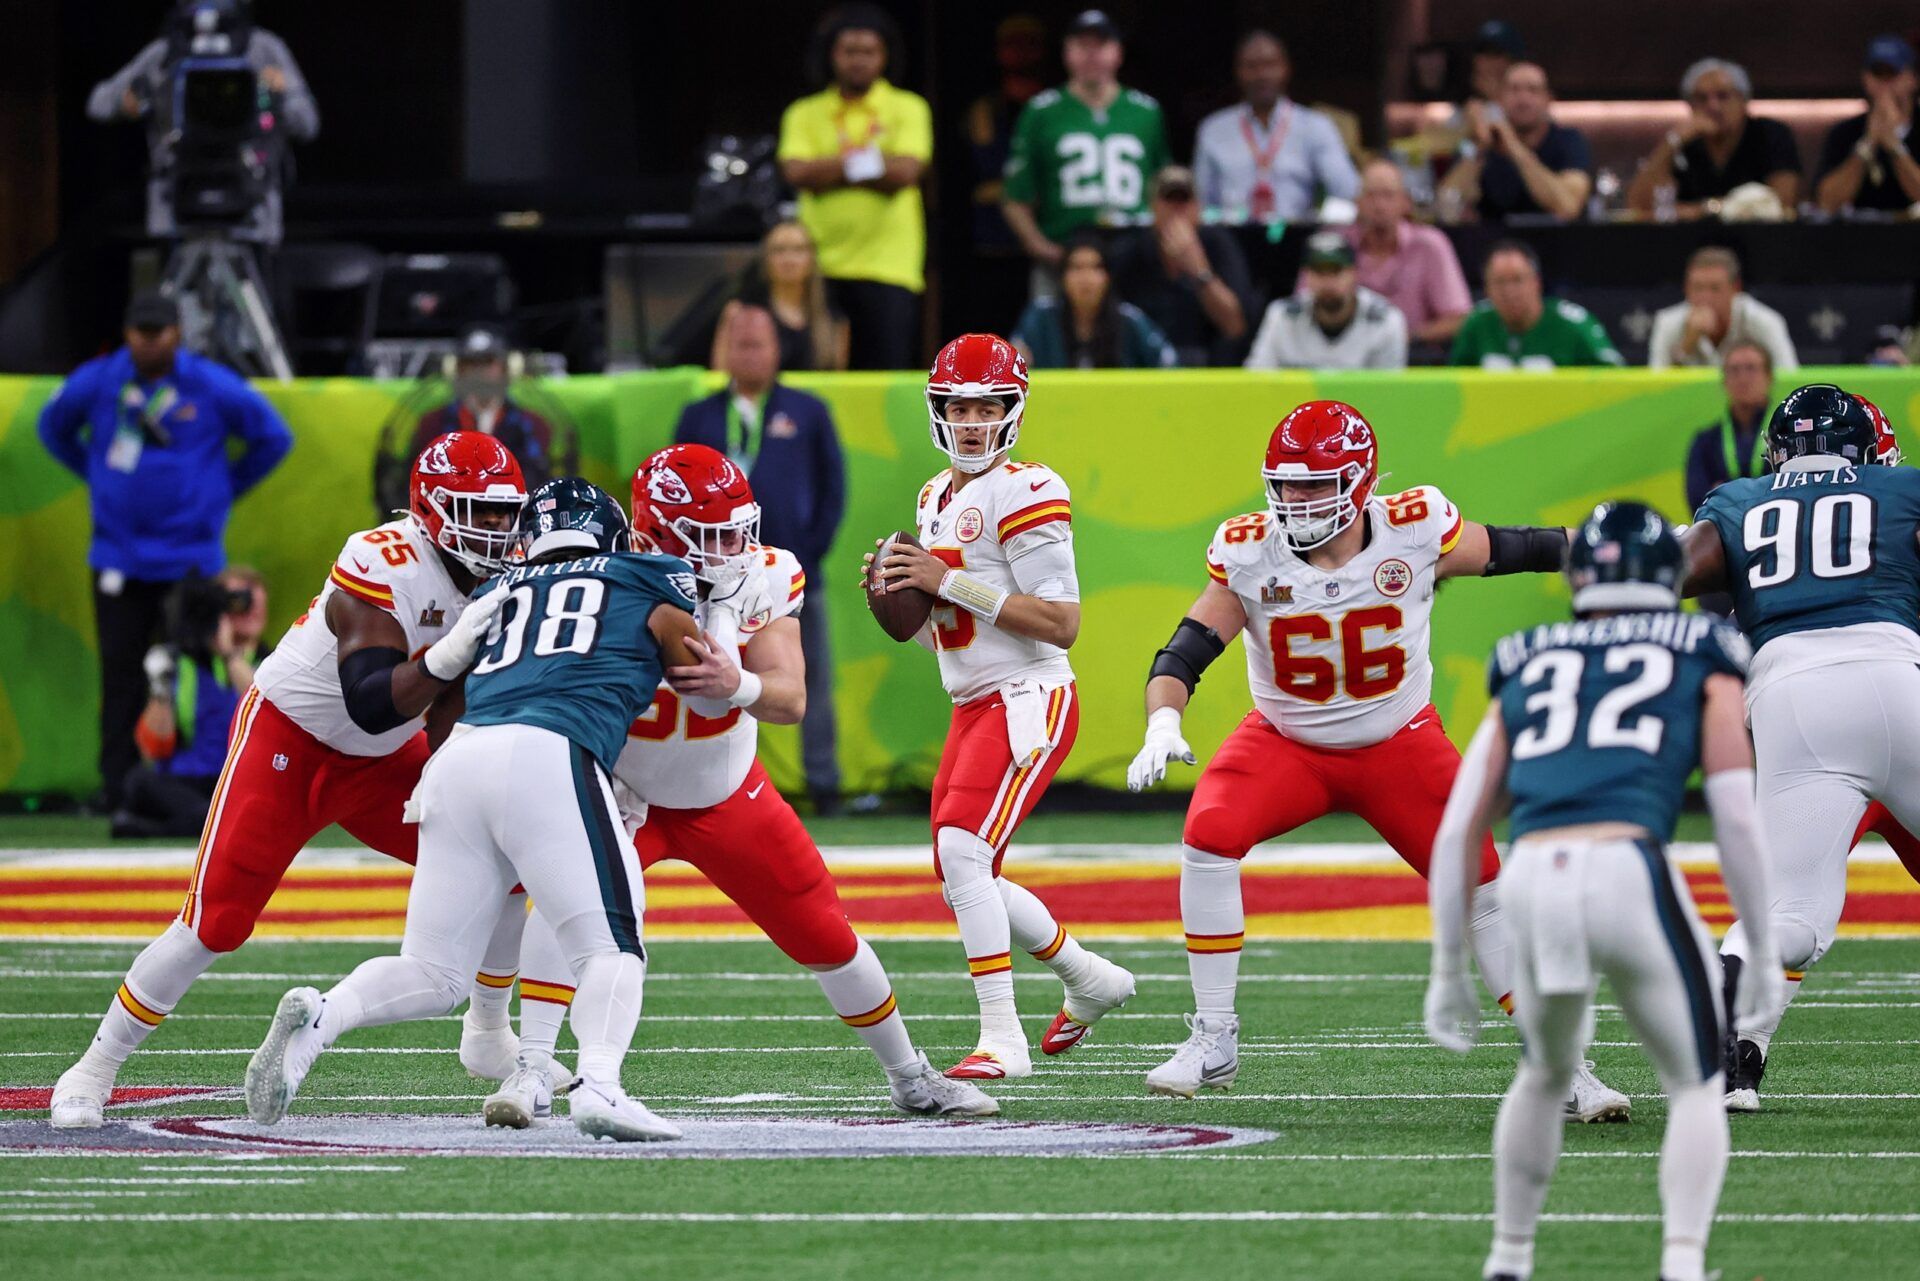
1125, 400, 1628, 1120
867, 333, 1135, 1081
488, 445, 996, 1122
50, 433, 531, 1128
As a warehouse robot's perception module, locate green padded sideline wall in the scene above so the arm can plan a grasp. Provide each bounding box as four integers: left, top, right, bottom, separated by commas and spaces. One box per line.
4, 367, 1915, 798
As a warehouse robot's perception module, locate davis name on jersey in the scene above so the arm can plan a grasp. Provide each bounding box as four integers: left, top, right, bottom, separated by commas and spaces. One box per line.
1490, 610, 1748, 842
1209, 485, 1463, 748
616, 543, 806, 811
915, 461, 1078, 704
253, 519, 468, 757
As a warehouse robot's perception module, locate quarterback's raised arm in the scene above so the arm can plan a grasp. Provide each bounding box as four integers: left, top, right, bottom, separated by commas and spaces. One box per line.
1436, 520, 1573, 581
1127, 582, 1247, 792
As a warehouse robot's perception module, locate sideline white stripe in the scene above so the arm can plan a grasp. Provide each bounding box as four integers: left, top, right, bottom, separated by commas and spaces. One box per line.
0, 1210, 1914, 1225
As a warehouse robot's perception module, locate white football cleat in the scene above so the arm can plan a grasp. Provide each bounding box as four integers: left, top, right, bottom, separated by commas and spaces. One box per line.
1042, 955, 1137, 1055
1145, 1013, 1240, 1098
1565, 1060, 1631, 1123
483, 1054, 556, 1129
570, 1079, 682, 1142
49, 1062, 114, 1129
944, 1032, 1032, 1080
245, 987, 327, 1124
890, 1053, 1000, 1117
459, 1010, 521, 1082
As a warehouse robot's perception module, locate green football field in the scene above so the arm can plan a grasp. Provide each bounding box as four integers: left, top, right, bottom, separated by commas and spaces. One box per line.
3, 932, 1916, 1280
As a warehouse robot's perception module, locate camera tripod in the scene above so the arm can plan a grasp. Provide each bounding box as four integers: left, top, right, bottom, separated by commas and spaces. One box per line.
160, 232, 293, 381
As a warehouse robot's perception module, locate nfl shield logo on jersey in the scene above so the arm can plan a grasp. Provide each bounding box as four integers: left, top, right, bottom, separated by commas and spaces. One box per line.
272, 753, 288, 771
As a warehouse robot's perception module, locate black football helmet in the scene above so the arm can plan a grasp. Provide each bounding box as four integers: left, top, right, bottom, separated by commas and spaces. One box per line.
1765, 383, 1880, 470
518, 477, 631, 562
1566, 501, 1682, 615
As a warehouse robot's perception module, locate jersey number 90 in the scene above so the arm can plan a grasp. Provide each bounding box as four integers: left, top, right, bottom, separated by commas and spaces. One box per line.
472, 579, 607, 675
1743, 494, 1874, 588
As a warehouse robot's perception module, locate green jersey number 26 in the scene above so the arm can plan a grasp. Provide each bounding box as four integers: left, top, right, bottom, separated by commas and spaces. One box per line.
1058, 133, 1145, 208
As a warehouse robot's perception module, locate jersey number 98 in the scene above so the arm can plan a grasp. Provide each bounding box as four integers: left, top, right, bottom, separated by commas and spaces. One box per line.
472, 579, 607, 675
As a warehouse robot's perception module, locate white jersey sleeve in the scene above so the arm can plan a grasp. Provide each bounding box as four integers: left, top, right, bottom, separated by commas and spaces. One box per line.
915, 462, 1077, 704
613, 543, 803, 809
251, 519, 469, 756
1221, 486, 1462, 748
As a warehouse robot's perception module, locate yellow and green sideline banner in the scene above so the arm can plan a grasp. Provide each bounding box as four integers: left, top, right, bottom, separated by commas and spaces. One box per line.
3, 367, 1916, 797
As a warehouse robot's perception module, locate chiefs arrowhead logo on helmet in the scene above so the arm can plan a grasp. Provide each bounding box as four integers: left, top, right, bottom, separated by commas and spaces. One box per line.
630, 444, 762, 587
409, 432, 528, 575
1262, 400, 1381, 552
926, 333, 1029, 474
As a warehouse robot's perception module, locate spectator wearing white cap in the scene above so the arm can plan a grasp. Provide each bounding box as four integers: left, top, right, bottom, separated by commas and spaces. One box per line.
1245, 232, 1407, 370
1817, 34, 1920, 214
1193, 29, 1358, 223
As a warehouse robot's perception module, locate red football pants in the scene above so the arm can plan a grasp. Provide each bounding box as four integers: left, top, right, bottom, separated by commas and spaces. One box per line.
633, 759, 858, 967
1183, 705, 1501, 883
179, 689, 428, 951
1855, 802, 1920, 883
930, 682, 1079, 876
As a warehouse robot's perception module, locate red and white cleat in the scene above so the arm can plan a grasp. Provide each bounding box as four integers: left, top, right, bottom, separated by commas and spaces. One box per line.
944, 1035, 1032, 1080
1041, 955, 1137, 1055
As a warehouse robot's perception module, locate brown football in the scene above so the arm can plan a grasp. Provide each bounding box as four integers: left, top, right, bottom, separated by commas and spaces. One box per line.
867, 529, 937, 643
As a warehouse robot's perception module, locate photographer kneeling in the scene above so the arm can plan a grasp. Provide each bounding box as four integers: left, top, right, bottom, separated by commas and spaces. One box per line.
114, 568, 270, 840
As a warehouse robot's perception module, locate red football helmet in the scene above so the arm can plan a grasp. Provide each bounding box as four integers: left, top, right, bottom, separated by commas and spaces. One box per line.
926, 333, 1029, 474
630, 443, 760, 586
1855, 393, 1902, 466
1262, 400, 1381, 550
409, 432, 527, 574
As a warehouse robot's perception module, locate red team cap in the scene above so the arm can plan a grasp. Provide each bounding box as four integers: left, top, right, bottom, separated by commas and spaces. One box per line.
926, 333, 1029, 474
409, 431, 528, 574
1853, 393, 1902, 466
630, 443, 762, 587
1262, 400, 1381, 550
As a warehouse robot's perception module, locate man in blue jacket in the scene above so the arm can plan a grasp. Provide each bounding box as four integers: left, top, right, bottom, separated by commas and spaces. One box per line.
38, 290, 294, 808
675, 305, 848, 811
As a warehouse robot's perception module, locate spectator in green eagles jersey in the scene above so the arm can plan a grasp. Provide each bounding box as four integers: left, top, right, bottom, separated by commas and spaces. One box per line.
1001, 10, 1168, 279
1450, 239, 1623, 370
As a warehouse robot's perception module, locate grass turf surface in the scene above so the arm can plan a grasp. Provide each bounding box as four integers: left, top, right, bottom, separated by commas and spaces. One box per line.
1, 935, 1915, 1279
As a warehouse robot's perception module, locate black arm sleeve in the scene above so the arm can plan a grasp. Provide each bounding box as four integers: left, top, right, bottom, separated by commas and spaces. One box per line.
1482, 525, 1571, 577
338, 645, 410, 734
1148, 618, 1227, 695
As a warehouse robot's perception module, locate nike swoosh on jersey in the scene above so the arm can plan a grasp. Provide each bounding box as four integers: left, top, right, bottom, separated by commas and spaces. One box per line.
1029, 480, 1048, 491
1408, 718, 1431, 731
352, 559, 371, 573
747, 782, 766, 799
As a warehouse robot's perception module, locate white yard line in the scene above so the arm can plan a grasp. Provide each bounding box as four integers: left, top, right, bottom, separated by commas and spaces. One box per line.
0, 1209, 1915, 1226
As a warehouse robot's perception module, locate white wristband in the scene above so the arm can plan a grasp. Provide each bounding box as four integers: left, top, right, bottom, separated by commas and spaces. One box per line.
938, 568, 1009, 623
1147, 706, 1183, 734
727, 669, 763, 710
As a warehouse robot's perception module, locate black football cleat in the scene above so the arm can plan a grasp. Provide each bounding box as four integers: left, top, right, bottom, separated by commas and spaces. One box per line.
1724, 1037, 1766, 1113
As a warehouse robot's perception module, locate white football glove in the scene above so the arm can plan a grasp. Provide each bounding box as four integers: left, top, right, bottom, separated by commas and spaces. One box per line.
1126, 707, 1195, 792
422, 585, 510, 681
1735, 949, 1788, 1037
1424, 955, 1480, 1054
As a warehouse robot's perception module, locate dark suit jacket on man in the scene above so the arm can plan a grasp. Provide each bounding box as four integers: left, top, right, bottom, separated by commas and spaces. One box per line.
673, 383, 846, 568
